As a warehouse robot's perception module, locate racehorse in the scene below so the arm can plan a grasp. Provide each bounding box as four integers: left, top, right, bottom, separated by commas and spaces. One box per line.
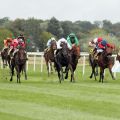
10, 47, 27, 83
55, 42, 74, 83
89, 51, 98, 78
44, 40, 57, 76
89, 46, 115, 82
1, 48, 9, 68
65, 45, 80, 81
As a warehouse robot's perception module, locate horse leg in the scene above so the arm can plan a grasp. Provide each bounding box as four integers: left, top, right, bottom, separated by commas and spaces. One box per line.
8, 55, 11, 69
46, 61, 49, 76
95, 64, 98, 76
10, 64, 14, 81
108, 66, 115, 80
50, 61, 53, 73
93, 66, 97, 81
16, 66, 21, 83
90, 64, 97, 80
2, 59, 5, 68
99, 68, 104, 83
57, 68, 61, 83
23, 64, 27, 80
69, 65, 74, 82
101, 69, 104, 83
5, 59, 7, 66
60, 67, 64, 81
99, 68, 102, 82
65, 66, 69, 79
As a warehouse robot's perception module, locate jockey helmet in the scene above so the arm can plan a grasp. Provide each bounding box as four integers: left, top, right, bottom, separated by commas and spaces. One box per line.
101, 39, 107, 46
69, 33, 75, 37
98, 37, 103, 43
51, 37, 55, 41
19, 34, 23, 37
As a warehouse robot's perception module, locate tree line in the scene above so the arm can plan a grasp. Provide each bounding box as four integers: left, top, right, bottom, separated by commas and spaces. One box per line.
0, 17, 120, 52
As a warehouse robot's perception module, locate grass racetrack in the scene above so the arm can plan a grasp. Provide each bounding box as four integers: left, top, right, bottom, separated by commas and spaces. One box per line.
0, 65, 120, 120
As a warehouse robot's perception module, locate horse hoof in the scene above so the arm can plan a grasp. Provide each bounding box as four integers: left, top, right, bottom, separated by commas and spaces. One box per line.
89, 76, 92, 79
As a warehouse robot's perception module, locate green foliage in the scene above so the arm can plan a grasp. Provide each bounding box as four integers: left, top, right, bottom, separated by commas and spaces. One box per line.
61, 21, 73, 38
39, 31, 55, 50
0, 17, 120, 52
47, 17, 63, 38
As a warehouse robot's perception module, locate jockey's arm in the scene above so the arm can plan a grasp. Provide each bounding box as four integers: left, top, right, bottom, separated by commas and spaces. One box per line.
66, 37, 72, 47
74, 37, 79, 46
67, 42, 72, 50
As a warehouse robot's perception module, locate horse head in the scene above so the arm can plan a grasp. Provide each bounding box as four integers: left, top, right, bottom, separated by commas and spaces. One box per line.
17, 48, 27, 62
60, 42, 69, 57
1, 48, 8, 59
50, 40, 57, 50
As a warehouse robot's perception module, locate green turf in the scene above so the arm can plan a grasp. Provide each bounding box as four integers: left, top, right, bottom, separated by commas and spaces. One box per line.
0, 65, 120, 120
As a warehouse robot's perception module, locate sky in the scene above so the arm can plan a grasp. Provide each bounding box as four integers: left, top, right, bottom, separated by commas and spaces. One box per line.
0, 0, 120, 23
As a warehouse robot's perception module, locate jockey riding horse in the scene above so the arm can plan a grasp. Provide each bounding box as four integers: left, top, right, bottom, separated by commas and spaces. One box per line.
10, 46, 27, 83
44, 39, 57, 76
89, 44, 115, 82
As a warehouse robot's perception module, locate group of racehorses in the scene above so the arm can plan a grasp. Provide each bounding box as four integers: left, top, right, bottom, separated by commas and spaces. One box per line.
44, 40, 80, 83
1, 40, 120, 83
1, 47, 27, 83
44, 40, 120, 83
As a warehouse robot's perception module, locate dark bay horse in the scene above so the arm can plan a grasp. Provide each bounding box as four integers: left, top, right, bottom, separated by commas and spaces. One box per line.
10, 48, 27, 83
90, 47, 115, 83
44, 40, 57, 76
1, 48, 9, 68
55, 42, 74, 83
65, 45, 80, 81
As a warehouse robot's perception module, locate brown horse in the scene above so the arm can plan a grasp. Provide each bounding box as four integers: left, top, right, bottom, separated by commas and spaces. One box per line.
44, 40, 57, 76
10, 47, 27, 83
65, 45, 80, 82
1, 48, 9, 68
90, 46, 115, 82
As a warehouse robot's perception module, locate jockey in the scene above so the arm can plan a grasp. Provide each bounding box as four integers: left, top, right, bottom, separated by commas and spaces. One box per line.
89, 37, 103, 48
12, 36, 26, 57
88, 37, 103, 56
94, 39, 108, 59
45, 37, 56, 52
47, 37, 56, 48
17, 34, 25, 42
57, 38, 72, 50
3, 37, 12, 49
55, 38, 71, 56
8, 38, 18, 56
67, 33, 79, 48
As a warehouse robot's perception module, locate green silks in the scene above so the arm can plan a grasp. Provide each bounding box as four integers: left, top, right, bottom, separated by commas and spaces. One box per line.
67, 33, 79, 47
